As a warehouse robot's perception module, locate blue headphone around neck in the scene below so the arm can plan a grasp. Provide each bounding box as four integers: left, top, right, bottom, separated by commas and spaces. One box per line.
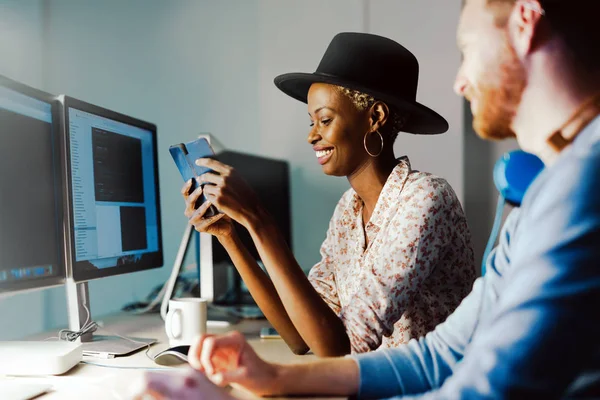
482, 150, 544, 275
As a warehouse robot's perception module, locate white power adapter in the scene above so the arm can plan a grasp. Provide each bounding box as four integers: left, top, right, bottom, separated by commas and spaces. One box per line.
0, 341, 82, 376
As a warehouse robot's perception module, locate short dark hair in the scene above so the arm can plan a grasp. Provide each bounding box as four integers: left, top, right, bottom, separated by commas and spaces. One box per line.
487, 0, 600, 71
539, 1, 600, 72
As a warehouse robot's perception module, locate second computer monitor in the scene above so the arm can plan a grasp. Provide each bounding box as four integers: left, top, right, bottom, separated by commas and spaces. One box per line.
212, 151, 291, 264
0, 75, 64, 294
62, 96, 163, 282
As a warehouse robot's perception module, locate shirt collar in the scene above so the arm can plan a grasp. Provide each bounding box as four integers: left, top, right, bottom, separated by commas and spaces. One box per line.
350, 156, 412, 230
573, 114, 600, 150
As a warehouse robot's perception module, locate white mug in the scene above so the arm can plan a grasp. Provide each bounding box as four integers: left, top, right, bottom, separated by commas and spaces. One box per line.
165, 298, 207, 347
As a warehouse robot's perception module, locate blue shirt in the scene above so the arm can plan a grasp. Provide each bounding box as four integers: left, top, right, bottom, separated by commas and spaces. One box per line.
353, 116, 600, 399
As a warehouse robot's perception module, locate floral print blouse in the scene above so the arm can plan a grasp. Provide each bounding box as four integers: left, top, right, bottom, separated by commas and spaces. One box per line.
308, 157, 476, 353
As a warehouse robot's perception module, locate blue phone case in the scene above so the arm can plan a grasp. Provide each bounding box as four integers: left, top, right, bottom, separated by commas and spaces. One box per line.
185, 138, 216, 177
169, 138, 219, 217
169, 145, 198, 185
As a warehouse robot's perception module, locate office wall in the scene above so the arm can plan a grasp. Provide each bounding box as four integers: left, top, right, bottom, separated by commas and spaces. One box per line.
0, 0, 49, 340
0, 0, 490, 339
256, 0, 365, 269
368, 0, 464, 200
40, 0, 262, 330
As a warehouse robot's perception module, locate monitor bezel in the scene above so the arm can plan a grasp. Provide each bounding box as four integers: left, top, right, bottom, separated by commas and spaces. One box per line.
61, 95, 164, 282
0, 75, 66, 293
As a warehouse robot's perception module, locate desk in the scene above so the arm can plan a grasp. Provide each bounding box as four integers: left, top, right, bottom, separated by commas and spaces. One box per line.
8, 313, 345, 400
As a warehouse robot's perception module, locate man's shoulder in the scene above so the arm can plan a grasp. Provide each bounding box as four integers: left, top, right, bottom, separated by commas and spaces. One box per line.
512, 131, 600, 263
526, 137, 600, 216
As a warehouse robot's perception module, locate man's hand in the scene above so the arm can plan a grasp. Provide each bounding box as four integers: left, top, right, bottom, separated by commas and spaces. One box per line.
189, 331, 282, 396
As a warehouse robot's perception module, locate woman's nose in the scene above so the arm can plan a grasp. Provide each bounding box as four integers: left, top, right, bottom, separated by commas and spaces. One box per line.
307, 125, 320, 145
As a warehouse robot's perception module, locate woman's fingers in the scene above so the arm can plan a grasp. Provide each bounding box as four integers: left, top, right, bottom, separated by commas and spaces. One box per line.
197, 172, 224, 186
184, 185, 203, 217
191, 198, 213, 218
202, 184, 221, 205
189, 207, 224, 231
181, 179, 193, 197
195, 158, 232, 175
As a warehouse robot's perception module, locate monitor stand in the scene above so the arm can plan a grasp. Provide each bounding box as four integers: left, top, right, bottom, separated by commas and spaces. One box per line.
66, 280, 156, 358
159, 224, 249, 324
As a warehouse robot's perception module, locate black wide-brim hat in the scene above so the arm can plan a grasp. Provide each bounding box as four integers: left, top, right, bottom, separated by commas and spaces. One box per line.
274, 32, 448, 135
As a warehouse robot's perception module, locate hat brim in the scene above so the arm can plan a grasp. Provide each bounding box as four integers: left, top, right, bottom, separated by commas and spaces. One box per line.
274, 72, 449, 135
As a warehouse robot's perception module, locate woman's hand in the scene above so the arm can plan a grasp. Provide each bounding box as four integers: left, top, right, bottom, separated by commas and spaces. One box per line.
130, 368, 235, 400
182, 180, 234, 239
188, 331, 281, 397
195, 159, 263, 229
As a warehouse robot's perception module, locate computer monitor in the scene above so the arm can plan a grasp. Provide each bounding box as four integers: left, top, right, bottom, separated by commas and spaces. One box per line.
62, 96, 163, 282
61, 96, 163, 356
0, 75, 64, 295
199, 150, 291, 305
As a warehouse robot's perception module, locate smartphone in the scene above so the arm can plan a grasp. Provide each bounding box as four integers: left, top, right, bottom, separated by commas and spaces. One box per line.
260, 327, 281, 339
169, 137, 219, 217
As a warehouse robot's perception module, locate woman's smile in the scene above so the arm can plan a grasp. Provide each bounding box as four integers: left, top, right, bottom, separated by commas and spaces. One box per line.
314, 146, 334, 165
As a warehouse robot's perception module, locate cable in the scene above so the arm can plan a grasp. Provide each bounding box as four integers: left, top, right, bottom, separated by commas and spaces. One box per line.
45, 303, 158, 363
80, 361, 171, 371
79, 301, 158, 362
96, 323, 156, 362
482, 195, 506, 276
58, 321, 98, 342
47, 298, 99, 342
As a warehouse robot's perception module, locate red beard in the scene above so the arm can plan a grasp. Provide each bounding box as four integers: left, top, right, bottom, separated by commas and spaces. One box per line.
470, 33, 526, 140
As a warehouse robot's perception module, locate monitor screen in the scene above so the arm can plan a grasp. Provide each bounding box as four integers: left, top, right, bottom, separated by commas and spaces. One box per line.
63, 96, 163, 282
212, 151, 291, 264
0, 75, 64, 293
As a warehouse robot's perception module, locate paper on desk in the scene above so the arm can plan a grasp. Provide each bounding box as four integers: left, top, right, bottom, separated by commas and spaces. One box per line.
10, 370, 144, 400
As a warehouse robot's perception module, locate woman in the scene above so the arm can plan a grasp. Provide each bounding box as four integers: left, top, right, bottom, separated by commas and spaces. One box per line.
184, 33, 475, 356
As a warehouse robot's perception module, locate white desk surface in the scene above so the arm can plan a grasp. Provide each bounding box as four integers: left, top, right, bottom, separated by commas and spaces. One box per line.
4, 313, 345, 400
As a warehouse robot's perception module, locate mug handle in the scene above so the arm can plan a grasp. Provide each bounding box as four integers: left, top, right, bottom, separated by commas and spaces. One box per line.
166, 308, 183, 340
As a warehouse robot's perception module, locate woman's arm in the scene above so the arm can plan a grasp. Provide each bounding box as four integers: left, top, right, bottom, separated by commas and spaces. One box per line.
197, 158, 351, 356
243, 210, 351, 356
217, 231, 310, 355
185, 182, 308, 354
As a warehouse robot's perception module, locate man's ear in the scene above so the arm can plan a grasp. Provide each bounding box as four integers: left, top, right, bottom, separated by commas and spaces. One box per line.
507, 0, 545, 59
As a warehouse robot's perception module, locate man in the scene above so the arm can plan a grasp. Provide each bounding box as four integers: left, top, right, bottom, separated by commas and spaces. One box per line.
136, 0, 600, 398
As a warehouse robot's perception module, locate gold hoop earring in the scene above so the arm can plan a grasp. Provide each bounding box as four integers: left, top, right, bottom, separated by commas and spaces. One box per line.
364, 130, 384, 157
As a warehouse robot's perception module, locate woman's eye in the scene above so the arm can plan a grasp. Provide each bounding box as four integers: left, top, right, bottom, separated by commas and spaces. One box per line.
309, 122, 315, 127
321, 119, 332, 125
